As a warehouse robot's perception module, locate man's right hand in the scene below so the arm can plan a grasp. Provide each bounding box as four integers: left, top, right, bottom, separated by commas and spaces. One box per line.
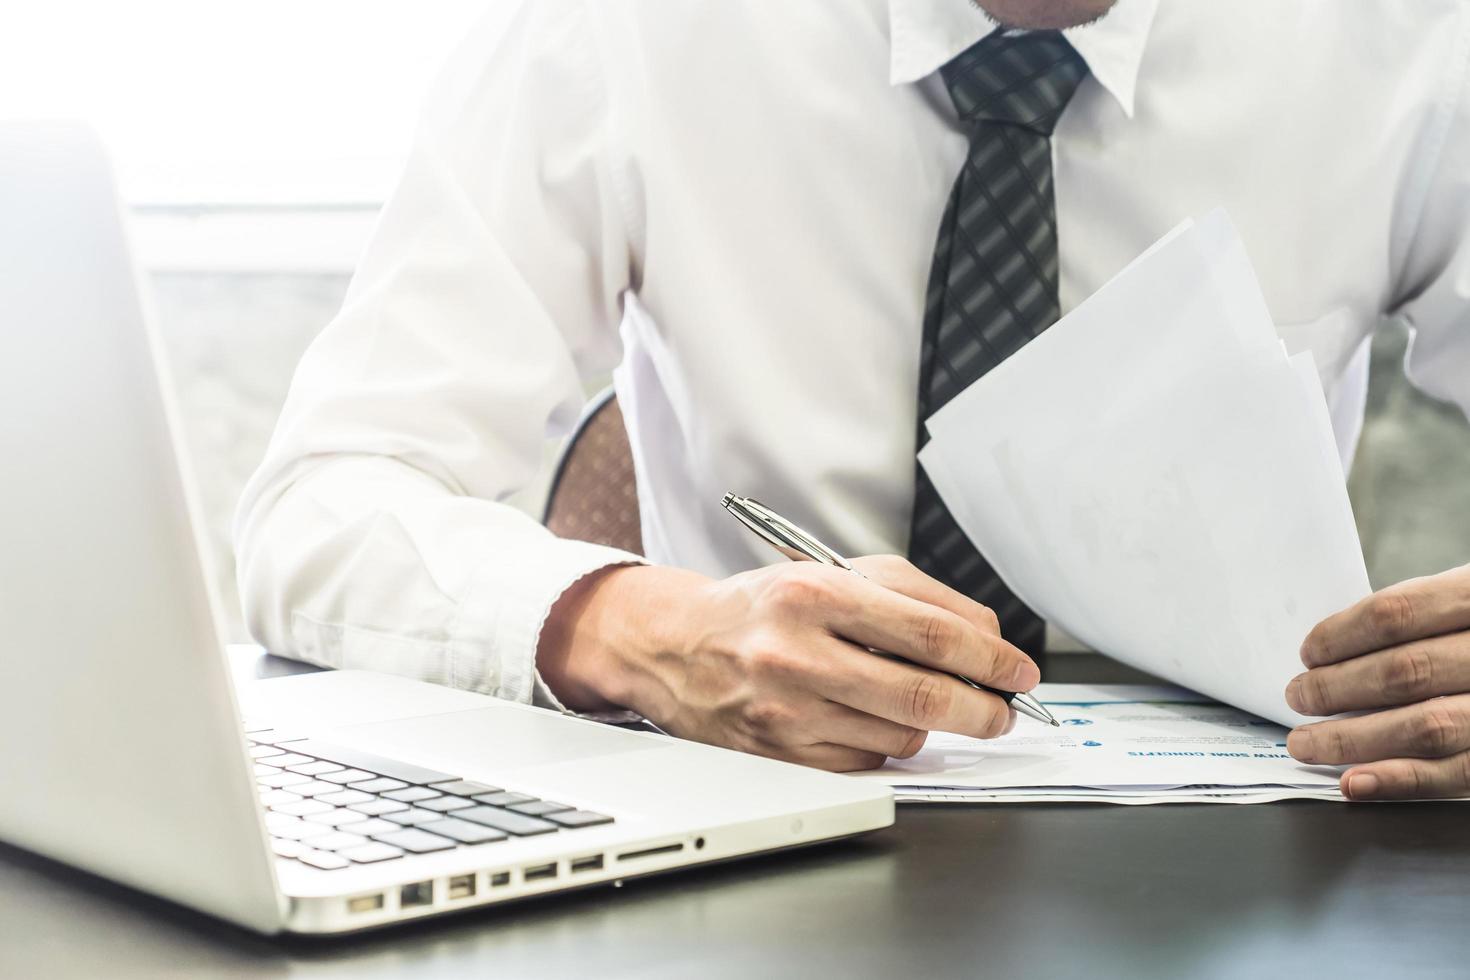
537, 556, 1040, 771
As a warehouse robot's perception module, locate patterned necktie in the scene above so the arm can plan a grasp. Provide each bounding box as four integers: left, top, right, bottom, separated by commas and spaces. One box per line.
906, 31, 1088, 655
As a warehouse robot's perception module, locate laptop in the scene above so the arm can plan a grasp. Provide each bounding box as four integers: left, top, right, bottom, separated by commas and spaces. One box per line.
0, 121, 893, 934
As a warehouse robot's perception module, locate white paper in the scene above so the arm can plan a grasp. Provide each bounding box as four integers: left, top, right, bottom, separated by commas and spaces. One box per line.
918, 210, 1371, 727
854, 684, 1346, 804
893, 790, 1346, 805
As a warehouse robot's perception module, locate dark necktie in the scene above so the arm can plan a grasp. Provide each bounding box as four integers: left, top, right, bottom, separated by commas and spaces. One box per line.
906, 31, 1089, 655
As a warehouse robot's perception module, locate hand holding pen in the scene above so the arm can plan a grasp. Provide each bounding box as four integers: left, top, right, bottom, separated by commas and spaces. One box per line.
723, 493, 1058, 728
540, 493, 1049, 770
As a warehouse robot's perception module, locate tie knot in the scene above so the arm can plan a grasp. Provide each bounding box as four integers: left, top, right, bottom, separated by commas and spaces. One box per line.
941, 31, 1088, 136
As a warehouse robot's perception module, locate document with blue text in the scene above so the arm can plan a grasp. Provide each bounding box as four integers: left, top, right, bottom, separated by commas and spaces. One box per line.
853, 685, 1345, 804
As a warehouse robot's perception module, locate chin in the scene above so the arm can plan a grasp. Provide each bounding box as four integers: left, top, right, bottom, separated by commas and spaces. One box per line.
975, 0, 1120, 31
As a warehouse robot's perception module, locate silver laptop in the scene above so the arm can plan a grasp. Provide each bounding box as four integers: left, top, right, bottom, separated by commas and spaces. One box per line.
0, 121, 893, 934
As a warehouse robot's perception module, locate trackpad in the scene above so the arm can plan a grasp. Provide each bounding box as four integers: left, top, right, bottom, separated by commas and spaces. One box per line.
329, 706, 671, 775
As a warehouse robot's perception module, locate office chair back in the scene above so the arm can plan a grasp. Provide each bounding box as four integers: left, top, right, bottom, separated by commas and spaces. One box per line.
544, 387, 644, 556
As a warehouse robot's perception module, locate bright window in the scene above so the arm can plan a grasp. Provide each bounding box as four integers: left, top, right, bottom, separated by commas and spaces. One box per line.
0, 0, 492, 205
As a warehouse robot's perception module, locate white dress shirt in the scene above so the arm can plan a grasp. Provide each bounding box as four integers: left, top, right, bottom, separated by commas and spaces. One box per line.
236, 0, 1470, 709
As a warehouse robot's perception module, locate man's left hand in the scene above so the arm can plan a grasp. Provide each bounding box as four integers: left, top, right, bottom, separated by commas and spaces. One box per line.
1285, 564, 1470, 800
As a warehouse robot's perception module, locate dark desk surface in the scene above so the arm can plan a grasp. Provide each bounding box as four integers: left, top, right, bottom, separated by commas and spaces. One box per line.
5, 652, 1469, 979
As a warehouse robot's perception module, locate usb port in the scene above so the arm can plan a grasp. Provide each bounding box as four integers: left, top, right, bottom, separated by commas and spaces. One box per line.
347, 893, 384, 914
399, 881, 433, 908
448, 874, 477, 900
571, 854, 605, 874
524, 863, 558, 882
489, 871, 511, 887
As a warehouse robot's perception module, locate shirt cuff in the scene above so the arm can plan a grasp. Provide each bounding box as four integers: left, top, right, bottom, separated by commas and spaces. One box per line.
451, 536, 646, 712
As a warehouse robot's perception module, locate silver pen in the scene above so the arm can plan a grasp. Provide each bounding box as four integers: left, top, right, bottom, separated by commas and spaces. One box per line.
722, 492, 1059, 727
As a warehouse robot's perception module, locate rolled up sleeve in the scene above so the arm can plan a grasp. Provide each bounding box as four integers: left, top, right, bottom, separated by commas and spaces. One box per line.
233, 0, 643, 709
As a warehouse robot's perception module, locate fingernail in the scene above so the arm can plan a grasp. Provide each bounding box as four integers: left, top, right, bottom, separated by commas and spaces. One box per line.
1009, 659, 1040, 690
1285, 675, 1305, 712
1287, 728, 1315, 762
1346, 772, 1380, 800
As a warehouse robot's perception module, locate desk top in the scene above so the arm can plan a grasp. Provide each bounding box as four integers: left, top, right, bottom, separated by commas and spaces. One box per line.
5, 653, 1468, 979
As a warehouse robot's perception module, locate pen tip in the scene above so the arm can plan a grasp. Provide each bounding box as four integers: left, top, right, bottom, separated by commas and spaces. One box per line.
1050, 718, 1061, 727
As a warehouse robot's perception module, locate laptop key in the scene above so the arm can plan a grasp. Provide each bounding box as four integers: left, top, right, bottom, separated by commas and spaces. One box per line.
348, 798, 410, 816
316, 789, 374, 806
339, 842, 404, 864
346, 818, 401, 837
268, 818, 332, 841
298, 849, 349, 870
258, 771, 313, 789
289, 779, 346, 798
456, 806, 559, 837
472, 791, 536, 807
418, 796, 474, 813
272, 799, 333, 817
382, 786, 441, 804
254, 763, 283, 778
346, 777, 407, 794
547, 810, 615, 829
270, 838, 307, 859
429, 780, 501, 797
259, 790, 303, 807
380, 807, 441, 826
285, 760, 344, 777
305, 807, 371, 827
267, 753, 314, 768
307, 831, 369, 851
284, 740, 459, 785
317, 768, 374, 785
249, 745, 285, 759
508, 800, 572, 816
265, 811, 302, 831
370, 828, 457, 853
416, 818, 508, 845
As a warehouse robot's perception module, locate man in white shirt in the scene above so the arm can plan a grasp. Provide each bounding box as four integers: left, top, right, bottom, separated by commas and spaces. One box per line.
237, 0, 1470, 798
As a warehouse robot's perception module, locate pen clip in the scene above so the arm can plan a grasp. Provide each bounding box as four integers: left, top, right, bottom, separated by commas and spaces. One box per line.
721, 493, 856, 572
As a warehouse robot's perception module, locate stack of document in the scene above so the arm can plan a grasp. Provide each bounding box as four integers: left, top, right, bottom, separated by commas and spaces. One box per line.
889, 210, 1373, 804
851, 684, 1344, 804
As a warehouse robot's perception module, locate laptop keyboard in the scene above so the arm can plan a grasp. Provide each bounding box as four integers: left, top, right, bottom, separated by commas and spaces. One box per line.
246, 725, 614, 871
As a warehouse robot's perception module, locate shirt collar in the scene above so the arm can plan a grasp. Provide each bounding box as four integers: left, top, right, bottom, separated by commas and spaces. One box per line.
887, 0, 1158, 118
